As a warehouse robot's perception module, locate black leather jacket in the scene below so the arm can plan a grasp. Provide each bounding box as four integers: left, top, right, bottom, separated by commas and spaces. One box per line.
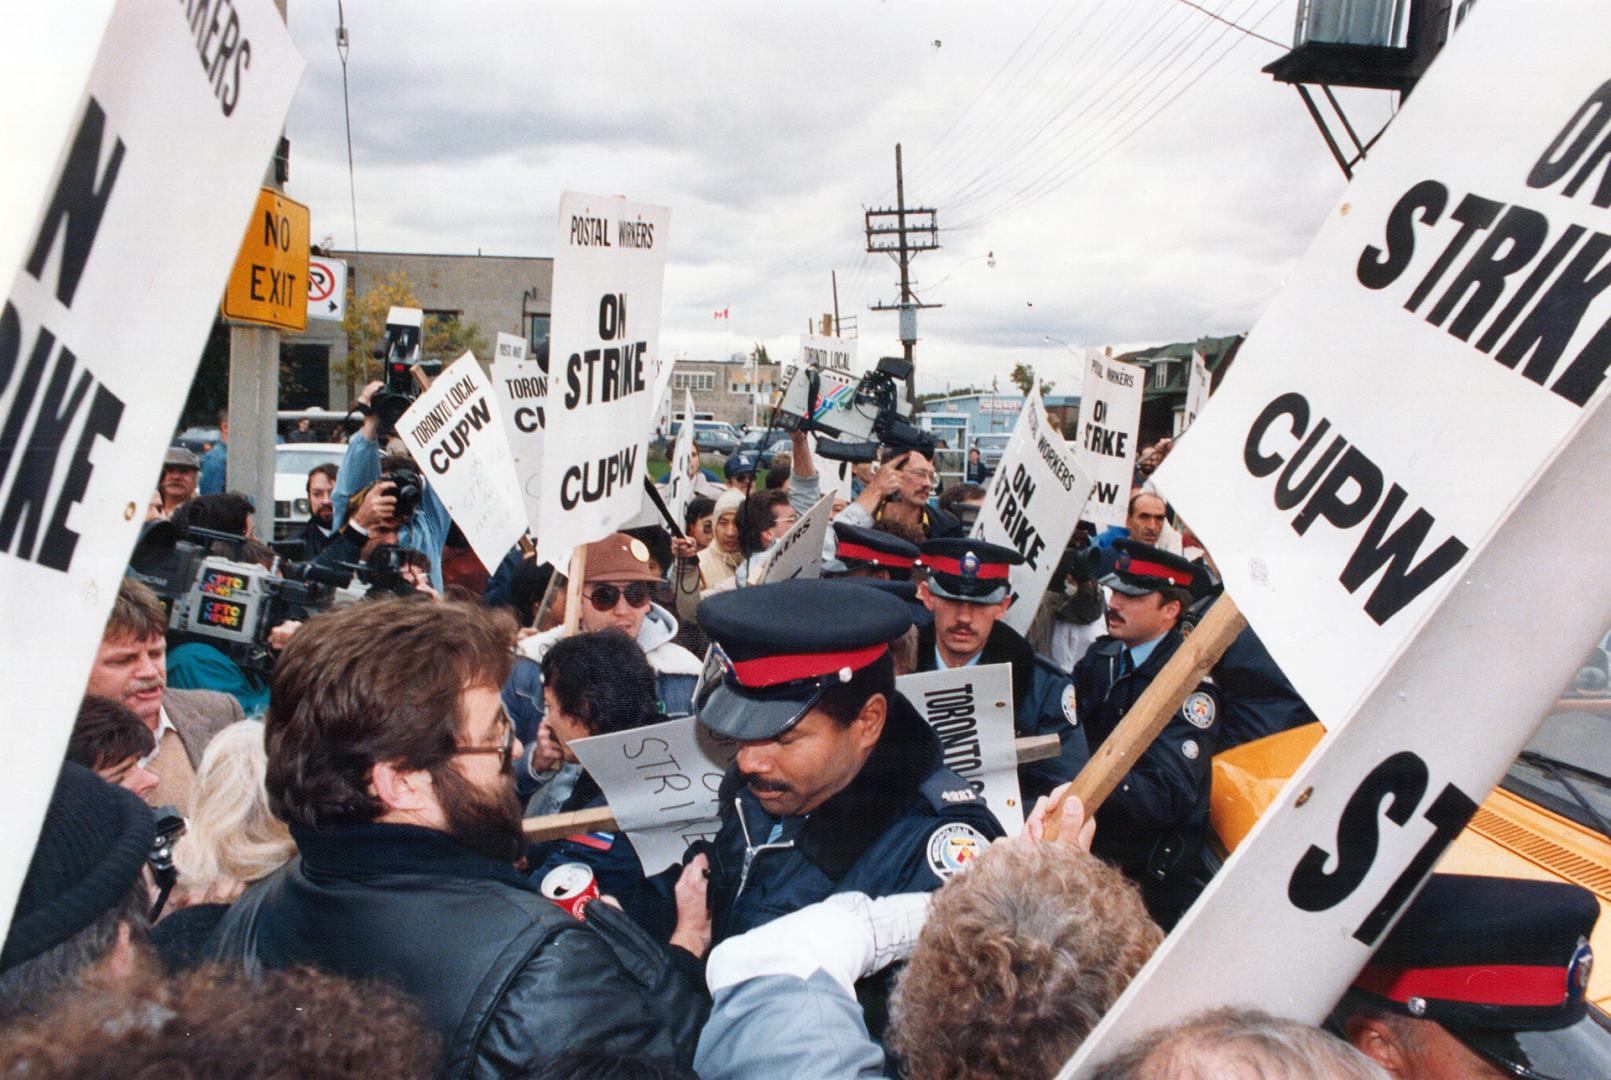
207, 823, 704, 1078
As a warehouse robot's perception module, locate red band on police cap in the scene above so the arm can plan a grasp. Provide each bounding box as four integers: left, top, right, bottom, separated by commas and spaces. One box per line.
730, 643, 890, 689
1354, 962, 1569, 1008
1122, 558, 1194, 587
837, 540, 915, 568
922, 555, 1010, 580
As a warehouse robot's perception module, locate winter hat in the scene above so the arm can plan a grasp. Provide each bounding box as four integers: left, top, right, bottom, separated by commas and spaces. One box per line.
0, 762, 155, 972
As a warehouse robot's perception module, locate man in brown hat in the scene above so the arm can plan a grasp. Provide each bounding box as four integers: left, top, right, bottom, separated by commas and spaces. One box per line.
510, 533, 703, 803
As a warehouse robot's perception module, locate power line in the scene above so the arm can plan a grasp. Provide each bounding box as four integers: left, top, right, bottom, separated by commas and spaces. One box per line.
1171, 0, 1288, 48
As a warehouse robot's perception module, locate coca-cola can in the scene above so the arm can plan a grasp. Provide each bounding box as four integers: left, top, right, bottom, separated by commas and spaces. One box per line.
540, 862, 599, 919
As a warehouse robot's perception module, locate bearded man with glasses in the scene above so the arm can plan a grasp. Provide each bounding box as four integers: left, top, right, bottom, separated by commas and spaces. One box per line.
509, 533, 703, 807
207, 598, 705, 1076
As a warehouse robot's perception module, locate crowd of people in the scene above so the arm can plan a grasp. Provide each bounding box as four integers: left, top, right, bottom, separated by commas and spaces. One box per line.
3, 401, 1603, 1079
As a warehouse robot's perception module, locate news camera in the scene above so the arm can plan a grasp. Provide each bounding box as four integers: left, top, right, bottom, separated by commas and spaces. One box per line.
773, 354, 935, 462
347, 306, 442, 438
128, 521, 352, 676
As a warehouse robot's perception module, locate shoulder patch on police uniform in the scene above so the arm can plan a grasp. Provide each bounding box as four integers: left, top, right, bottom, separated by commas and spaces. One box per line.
1061, 684, 1078, 725
1181, 738, 1200, 760
1181, 691, 1215, 729
926, 822, 988, 878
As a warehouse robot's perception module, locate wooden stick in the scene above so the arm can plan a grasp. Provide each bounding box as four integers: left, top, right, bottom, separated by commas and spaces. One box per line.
561, 546, 588, 636
522, 732, 1064, 842
1044, 594, 1248, 841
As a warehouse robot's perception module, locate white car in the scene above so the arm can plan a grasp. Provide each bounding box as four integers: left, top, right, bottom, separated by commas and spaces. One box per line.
274, 443, 345, 539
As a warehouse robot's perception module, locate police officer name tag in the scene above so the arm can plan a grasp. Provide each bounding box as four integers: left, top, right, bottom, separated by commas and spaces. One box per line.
1063, 4, 1611, 1072
898, 663, 1025, 835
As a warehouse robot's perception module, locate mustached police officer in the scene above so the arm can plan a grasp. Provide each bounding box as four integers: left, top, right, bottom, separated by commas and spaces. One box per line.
1073, 539, 1220, 928
692, 580, 1003, 941
914, 538, 1089, 804
1332, 873, 1611, 1080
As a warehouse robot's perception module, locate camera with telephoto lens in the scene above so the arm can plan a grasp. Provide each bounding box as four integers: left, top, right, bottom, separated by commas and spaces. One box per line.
772, 354, 935, 462
379, 466, 423, 523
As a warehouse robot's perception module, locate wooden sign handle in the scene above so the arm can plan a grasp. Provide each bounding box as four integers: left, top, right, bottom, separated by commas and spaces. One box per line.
1044, 595, 1247, 841
561, 546, 588, 636
521, 733, 1064, 843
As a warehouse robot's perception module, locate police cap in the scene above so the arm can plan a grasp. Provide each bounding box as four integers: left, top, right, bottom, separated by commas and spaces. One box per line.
824, 522, 920, 577
1350, 873, 1609, 1079
694, 580, 912, 741
843, 577, 931, 630
1101, 539, 1197, 597
919, 538, 1023, 605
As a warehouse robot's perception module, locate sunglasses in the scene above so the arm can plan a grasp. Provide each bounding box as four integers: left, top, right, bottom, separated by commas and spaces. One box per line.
585, 581, 653, 612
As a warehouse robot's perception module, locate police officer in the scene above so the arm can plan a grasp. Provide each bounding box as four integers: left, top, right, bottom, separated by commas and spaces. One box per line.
914, 538, 1089, 804
822, 522, 920, 581
691, 579, 1003, 949
1333, 873, 1611, 1079
1073, 539, 1219, 927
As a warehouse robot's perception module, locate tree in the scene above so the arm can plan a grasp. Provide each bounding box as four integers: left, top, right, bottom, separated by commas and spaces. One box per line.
339, 271, 488, 392
1008, 362, 1055, 397
751, 342, 770, 366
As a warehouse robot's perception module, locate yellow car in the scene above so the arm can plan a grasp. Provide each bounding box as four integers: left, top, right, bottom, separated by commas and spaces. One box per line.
1211, 699, 1611, 1013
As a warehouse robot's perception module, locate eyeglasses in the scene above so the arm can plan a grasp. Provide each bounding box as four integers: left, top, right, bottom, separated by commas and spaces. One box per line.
902, 465, 936, 483
452, 706, 516, 771
585, 581, 653, 612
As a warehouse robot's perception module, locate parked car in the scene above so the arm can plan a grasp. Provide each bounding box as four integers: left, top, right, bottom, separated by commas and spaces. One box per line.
273, 443, 345, 540
695, 428, 740, 454
758, 437, 792, 469
174, 426, 221, 456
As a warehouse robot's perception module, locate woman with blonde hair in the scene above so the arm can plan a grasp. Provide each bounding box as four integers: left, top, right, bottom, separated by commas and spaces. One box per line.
149, 721, 294, 970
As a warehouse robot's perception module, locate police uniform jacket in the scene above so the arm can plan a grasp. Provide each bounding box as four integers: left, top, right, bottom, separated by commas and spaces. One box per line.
1211, 626, 1316, 751
916, 620, 1089, 804
704, 691, 1003, 946
1073, 630, 1220, 925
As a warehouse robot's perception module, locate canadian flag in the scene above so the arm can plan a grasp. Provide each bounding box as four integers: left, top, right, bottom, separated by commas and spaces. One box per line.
713, 307, 730, 320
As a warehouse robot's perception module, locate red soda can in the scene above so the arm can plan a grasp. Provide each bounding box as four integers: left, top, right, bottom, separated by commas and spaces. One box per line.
540, 862, 599, 919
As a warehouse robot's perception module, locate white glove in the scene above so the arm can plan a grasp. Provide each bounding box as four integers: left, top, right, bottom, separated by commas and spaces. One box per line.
705, 891, 932, 997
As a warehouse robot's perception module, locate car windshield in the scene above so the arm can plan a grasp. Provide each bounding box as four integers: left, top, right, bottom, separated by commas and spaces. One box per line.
277, 447, 343, 476
1502, 625, 1611, 838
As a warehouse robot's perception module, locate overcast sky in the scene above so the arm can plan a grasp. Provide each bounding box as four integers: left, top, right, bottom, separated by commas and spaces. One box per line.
282, 0, 1393, 395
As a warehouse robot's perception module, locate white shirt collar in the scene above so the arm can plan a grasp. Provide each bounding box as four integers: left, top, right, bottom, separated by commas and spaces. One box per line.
140, 705, 174, 767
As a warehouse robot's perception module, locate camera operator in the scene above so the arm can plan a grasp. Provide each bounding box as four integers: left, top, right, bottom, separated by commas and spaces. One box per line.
836, 449, 961, 542
329, 379, 451, 592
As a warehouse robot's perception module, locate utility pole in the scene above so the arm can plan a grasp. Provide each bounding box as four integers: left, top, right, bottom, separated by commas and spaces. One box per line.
831, 271, 841, 337
867, 143, 940, 401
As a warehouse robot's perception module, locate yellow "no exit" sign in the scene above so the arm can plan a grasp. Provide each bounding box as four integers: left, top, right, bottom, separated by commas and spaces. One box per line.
222, 188, 309, 331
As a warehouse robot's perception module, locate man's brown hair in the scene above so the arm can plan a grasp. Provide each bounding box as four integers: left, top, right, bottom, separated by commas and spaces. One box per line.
889, 840, 1164, 1080
106, 578, 167, 643
264, 598, 514, 828
67, 697, 155, 772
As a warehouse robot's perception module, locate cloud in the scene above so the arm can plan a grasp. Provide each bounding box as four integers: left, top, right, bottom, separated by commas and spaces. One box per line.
284, 1, 1360, 396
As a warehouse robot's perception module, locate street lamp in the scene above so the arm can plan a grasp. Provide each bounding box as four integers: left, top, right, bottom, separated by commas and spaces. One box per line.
917, 250, 996, 295
1045, 334, 1081, 358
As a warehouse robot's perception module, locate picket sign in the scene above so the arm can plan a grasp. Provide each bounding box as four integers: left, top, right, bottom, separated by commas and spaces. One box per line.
969, 385, 1092, 634
898, 663, 1026, 835
748, 493, 833, 585
395, 351, 525, 573
1072, 350, 1143, 529
0, 1, 301, 946
663, 389, 698, 531
523, 733, 1062, 845
1181, 350, 1210, 434
489, 331, 550, 538
1062, 3, 1611, 1070
566, 715, 740, 875
537, 192, 670, 560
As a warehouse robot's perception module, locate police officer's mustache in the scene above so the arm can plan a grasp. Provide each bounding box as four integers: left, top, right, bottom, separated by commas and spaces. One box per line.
739, 772, 791, 795
1105, 607, 1124, 625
